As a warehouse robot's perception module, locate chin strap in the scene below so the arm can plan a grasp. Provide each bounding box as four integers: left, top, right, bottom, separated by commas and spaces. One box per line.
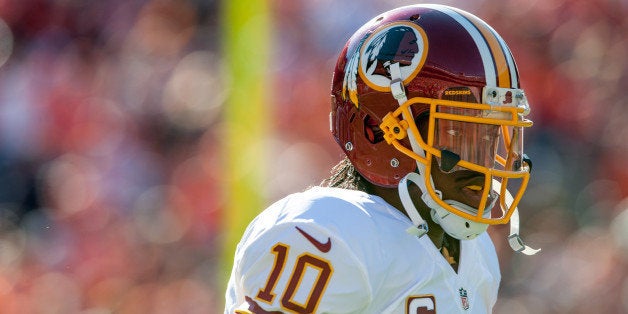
508, 208, 540, 255
389, 62, 430, 238
399, 172, 429, 237
494, 179, 541, 255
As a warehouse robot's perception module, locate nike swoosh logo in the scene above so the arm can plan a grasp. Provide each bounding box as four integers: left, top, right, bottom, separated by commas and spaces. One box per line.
295, 226, 332, 253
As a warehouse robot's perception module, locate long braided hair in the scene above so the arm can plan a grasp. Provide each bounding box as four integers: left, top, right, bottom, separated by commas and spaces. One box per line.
320, 157, 370, 192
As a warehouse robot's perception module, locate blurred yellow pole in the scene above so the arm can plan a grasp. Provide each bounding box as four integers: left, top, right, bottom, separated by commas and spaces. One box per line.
220, 0, 271, 300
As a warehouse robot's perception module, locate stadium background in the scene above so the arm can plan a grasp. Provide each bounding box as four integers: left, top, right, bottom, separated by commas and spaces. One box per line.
0, 0, 626, 313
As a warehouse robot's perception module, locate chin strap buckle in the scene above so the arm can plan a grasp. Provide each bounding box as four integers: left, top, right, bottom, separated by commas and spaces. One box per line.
508, 210, 541, 255
406, 223, 428, 237
508, 233, 541, 255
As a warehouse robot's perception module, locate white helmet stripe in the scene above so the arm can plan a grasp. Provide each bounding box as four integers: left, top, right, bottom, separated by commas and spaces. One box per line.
454, 7, 519, 88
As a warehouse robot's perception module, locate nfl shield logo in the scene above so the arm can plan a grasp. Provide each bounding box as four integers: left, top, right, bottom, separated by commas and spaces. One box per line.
459, 288, 470, 310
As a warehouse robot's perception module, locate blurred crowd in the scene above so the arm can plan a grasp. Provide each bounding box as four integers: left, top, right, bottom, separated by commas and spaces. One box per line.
0, 0, 223, 312
0, 0, 626, 313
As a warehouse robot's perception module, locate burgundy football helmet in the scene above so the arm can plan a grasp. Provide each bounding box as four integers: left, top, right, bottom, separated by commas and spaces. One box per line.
330, 4, 534, 240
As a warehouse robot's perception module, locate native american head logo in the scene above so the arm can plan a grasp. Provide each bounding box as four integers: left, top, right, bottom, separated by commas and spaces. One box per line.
342, 22, 428, 107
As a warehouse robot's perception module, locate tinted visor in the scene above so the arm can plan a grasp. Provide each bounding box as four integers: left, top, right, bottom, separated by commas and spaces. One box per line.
434, 107, 500, 172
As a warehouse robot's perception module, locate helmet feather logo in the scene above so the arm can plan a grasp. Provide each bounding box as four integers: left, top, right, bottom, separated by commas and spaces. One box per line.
342, 22, 428, 107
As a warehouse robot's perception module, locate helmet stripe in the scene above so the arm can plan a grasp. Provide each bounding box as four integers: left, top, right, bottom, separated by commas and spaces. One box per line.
495, 34, 520, 88
425, 5, 520, 88
423, 5, 497, 87
454, 9, 514, 88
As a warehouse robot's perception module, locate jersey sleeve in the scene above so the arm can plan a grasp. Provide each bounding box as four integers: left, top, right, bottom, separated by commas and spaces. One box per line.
225, 198, 374, 313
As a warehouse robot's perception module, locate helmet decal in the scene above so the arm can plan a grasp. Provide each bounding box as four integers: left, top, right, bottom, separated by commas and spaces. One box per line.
341, 34, 367, 107
342, 22, 428, 107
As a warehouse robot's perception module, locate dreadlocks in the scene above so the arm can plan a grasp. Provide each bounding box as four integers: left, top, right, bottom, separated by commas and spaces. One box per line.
320, 157, 370, 192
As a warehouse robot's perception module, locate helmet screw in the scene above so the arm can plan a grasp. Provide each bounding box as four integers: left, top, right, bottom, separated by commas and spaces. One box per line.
393, 126, 400, 134
345, 142, 354, 151
390, 158, 400, 168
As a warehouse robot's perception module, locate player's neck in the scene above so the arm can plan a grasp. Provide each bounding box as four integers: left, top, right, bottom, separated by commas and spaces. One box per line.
441, 234, 460, 272
366, 183, 444, 248
426, 225, 445, 249
366, 183, 461, 271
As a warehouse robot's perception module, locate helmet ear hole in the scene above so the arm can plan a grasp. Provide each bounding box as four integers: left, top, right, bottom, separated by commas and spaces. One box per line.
364, 115, 384, 144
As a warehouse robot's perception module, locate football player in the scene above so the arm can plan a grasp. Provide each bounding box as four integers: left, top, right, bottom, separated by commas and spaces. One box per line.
226, 4, 539, 313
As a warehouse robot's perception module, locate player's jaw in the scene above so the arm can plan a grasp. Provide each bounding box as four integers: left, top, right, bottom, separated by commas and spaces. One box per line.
450, 170, 488, 209
431, 158, 491, 211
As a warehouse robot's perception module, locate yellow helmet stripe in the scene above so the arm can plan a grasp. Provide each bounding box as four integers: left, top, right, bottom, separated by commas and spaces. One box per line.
495, 30, 520, 88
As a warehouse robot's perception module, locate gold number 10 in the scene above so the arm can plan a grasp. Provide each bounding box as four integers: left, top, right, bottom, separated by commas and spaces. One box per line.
256, 243, 333, 313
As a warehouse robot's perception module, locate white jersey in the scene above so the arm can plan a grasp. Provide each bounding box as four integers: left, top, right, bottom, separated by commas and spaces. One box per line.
225, 187, 501, 314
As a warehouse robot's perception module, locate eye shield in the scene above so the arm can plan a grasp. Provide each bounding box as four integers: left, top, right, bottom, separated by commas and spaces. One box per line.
380, 86, 532, 224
